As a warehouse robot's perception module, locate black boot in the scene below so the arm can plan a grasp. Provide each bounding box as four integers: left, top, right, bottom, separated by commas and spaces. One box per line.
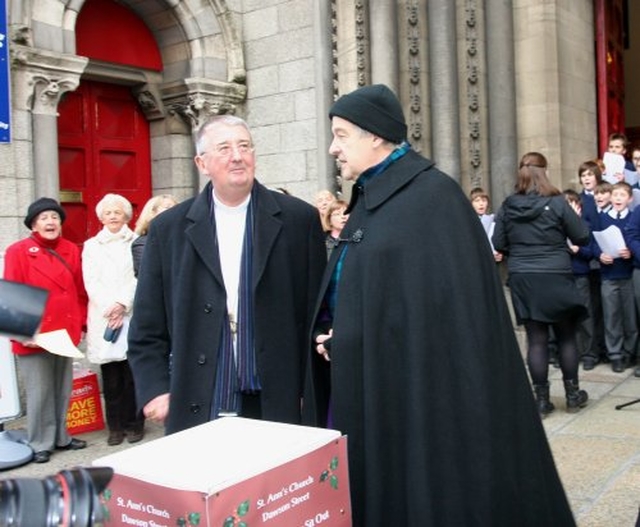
533, 383, 555, 417
564, 379, 588, 413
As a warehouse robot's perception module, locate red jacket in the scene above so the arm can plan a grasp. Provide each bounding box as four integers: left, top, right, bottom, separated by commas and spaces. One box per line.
4, 236, 88, 355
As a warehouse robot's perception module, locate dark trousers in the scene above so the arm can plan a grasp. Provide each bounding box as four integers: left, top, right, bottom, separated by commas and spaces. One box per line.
575, 275, 596, 359
100, 360, 144, 432
589, 269, 607, 359
601, 278, 638, 360
240, 392, 262, 419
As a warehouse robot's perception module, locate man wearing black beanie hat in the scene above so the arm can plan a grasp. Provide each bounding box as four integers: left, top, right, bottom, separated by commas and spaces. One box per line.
304, 84, 575, 526
328, 84, 407, 144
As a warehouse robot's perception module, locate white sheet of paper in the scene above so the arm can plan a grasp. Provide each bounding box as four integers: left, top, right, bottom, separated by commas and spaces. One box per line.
632, 188, 640, 211
34, 329, 84, 358
625, 169, 639, 186
480, 213, 494, 233
603, 152, 626, 182
487, 221, 496, 252
593, 224, 626, 258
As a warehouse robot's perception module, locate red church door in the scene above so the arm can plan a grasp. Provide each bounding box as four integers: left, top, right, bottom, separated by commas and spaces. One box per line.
57, 80, 151, 244
595, 0, 626, 155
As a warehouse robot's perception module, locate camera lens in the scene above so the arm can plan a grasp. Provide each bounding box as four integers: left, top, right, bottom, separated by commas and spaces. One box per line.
0, 466, 113, 527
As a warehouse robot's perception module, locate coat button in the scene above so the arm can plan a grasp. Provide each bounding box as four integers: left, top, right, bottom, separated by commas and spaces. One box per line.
190, 404, 201, 414
197, 354, 206, 365
204, 303, 212, 313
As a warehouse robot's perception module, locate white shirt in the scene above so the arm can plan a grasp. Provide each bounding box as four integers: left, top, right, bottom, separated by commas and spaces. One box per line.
212, 190, 250, 322
607, 207, 629, 220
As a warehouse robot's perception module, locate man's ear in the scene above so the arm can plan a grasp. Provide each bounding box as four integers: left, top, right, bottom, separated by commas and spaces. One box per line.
371, 134, 386, 148
194, 154, 207, 174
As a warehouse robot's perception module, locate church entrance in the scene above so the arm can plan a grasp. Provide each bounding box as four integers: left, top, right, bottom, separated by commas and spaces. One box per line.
58, 80, 152, 244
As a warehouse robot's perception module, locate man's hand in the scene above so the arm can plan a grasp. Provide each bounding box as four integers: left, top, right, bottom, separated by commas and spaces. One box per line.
144, 393, 170, 423
315, 329, 333, 361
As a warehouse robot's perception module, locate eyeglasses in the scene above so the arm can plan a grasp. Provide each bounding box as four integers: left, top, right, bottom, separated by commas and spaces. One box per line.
201, 141, 254, 158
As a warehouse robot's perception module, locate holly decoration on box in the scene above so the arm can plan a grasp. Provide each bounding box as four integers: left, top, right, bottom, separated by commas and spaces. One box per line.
222, 499, 250, 527
319, 456, 340, 490
176, 511, 201, 526
100, 488, 112, 521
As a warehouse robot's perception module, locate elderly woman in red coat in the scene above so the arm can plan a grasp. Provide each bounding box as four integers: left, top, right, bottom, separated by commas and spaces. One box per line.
3, 197, 88, 463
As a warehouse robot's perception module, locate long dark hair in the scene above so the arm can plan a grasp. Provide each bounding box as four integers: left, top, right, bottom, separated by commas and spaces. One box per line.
514, 152, 560, 196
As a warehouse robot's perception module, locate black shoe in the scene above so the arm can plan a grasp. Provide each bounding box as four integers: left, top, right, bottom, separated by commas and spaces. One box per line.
33, 450, 51, 463
564, 379, 588, 413
57, 438, 87, 451
533, 383, 555, 418
107, 431, 125, 446
583, 359, 597, 371
126, 429, 145, 444
611, 358, 626, 373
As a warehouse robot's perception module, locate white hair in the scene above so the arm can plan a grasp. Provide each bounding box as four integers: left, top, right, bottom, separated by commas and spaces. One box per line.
95, 193, 133, 221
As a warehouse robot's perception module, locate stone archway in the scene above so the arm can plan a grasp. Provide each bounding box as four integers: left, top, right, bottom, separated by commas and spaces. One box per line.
10, 0, 248, 200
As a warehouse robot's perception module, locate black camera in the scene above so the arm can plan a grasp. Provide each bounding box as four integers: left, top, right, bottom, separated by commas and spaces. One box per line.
0, 466, 113, 527
0, 282, 114, 526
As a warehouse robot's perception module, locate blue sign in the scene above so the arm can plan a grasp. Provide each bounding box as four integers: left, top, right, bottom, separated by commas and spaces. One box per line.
0, 0, 10, 143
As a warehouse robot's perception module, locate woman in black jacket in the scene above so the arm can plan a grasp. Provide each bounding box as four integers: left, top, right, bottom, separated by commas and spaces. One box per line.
493, 152, 591, 417
131, 195, 178, 277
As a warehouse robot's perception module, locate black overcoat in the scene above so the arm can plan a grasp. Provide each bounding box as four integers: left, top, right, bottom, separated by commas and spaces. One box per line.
128, 181, 326, 434
304, 151, 575, 526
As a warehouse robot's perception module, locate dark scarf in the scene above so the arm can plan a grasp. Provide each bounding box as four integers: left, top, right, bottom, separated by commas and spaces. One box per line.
211, 192, 262, 418
327, 142, 411, 315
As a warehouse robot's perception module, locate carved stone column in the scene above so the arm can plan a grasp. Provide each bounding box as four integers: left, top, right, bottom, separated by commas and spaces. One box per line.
369, 0, 398, 90
314, 0, 338, 193
162, 78, 247, 190
485, 0, 517, 206
11, 45, 87, 198
427, 1, 461, 181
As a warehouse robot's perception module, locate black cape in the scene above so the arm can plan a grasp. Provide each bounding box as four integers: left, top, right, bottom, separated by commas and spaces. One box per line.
303, 150, 575, 526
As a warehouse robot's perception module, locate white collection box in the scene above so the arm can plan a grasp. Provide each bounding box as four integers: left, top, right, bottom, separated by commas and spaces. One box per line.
94, 417, 351, 527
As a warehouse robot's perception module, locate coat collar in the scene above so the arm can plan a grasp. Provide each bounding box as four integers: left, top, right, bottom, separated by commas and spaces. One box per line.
184, 181, 283, 287
358, 150, 434, 211
315, 151, 436, 318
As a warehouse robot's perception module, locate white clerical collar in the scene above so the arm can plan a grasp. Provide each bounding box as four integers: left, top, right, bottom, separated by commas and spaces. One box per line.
212, 189, 251, 212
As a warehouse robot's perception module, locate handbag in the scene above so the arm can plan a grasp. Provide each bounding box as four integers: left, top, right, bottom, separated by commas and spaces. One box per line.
103, 324, 122, 343
98, 316, 130, 362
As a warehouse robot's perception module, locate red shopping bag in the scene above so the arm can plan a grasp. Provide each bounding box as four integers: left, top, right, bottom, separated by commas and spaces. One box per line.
66, 371, 105, 434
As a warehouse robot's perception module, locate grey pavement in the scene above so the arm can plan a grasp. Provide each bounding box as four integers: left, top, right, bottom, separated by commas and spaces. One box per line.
545, 363, 640, 526
1, 364, 640, 526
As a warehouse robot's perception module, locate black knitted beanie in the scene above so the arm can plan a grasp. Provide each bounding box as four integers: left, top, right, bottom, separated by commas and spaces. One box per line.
329, 84, 407, 144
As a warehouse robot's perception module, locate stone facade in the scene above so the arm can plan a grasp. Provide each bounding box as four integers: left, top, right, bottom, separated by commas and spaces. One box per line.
0, 0, 600, 263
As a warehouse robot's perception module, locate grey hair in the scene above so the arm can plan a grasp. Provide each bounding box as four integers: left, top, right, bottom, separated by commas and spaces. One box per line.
354, 122, 401, 148
195, 114, 253, 155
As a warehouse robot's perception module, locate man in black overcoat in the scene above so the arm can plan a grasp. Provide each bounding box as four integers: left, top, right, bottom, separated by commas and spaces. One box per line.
128, 115, 326, 434
304, 84, 576, 526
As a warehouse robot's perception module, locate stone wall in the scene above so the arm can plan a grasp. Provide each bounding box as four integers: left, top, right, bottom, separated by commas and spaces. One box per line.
514, 0, 597, 192
242, 0, 325, 202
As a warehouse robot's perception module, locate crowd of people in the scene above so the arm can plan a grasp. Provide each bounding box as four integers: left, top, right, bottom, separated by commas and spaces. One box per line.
10, 84, 640, 525
4, 193, 177, 462
466, 133, 640, 426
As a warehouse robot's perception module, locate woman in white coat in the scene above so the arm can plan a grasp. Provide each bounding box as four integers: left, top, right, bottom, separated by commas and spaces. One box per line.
83, 193, 144, 446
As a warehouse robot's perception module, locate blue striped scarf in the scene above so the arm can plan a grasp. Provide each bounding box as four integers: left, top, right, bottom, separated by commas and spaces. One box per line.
211, 194, 261, 418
